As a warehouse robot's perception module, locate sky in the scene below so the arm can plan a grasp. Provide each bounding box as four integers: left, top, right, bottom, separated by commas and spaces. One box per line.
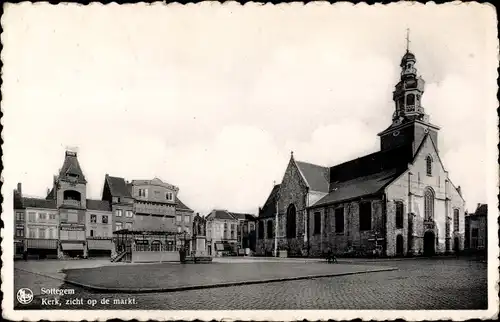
2, 2, 498, 216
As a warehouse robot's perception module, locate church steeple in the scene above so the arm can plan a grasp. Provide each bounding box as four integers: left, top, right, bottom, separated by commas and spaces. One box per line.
377, 32, 440, 156
391, 29, 428, 124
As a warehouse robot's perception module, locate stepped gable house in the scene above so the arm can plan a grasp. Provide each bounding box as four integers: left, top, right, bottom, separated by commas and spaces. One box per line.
13, 150, 114, 259
256, 49, 465, 258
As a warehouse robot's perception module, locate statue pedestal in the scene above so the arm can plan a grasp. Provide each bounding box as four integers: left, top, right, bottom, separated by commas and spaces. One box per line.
193, 235, 207, 257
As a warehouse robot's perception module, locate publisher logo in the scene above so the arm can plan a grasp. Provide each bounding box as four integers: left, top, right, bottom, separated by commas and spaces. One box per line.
17, 288, 34, 305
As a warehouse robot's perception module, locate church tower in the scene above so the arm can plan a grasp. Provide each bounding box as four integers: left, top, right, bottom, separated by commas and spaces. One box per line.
378, 31, 440, 156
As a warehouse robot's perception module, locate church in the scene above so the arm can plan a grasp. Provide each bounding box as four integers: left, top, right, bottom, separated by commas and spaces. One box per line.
256, 48, 466, 258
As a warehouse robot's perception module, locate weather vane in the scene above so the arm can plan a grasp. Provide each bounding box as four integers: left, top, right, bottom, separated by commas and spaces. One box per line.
406, 28, 411, 52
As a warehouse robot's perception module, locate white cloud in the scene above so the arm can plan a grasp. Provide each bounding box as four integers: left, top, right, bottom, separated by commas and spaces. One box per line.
2, 3, 497, 215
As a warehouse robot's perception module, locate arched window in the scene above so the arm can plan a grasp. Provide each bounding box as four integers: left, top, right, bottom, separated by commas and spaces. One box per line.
398, 97, 404, 113
426, 155, 433, 176
151, 240, 162, 252
258, 221, 264, 240
286, 204, 296, 238
406, 94, 415, 108
63, 190, 81, 201
424, 188, 435, 221
453, 209, 460, 232
266, 220, 274, 239
395, 201, 404, 229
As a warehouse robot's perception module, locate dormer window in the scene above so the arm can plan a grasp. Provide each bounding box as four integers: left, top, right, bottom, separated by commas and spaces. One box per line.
426, 155, 433, 176
138, 188, 148, 198
166, 192, 173, 201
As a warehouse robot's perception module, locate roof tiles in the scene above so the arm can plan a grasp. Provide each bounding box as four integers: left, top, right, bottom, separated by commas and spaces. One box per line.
295, 161, 330, 193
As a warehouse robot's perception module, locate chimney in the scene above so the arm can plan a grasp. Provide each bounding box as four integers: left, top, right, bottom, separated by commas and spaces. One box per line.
47, 188, 50, 196
17, 183, 22, 195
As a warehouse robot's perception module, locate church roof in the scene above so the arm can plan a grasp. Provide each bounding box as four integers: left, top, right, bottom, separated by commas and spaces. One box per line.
314, 169, 403, 207
329, 144, 413, 184
295, 161, 330, 193
59, 151, 87, 184
105, 175, 132, 198
314, 144, 414, 207
259, 184, 281, 219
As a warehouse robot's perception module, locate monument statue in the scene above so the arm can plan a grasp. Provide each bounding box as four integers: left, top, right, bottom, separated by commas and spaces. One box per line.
192, 213, 206, 237
191, 213, 207, 257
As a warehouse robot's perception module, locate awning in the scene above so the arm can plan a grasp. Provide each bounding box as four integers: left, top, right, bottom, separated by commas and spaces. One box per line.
87, 239, 112, 250
26, 239, 58, 249
61, 243, 84, 251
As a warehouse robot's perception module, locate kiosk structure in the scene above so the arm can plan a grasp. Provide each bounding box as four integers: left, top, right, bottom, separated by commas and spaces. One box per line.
112, 229, 189, 263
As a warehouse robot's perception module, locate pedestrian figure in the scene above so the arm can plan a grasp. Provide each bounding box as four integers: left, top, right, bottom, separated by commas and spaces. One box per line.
326, 248, 338, 264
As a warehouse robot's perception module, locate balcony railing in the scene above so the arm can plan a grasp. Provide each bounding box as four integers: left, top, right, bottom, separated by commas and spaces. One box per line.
405, 105, 416, 112
401, 67, 417, 75
62, 199, 81, 208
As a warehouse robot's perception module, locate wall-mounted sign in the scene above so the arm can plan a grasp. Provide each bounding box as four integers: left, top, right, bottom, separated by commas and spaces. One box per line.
60, 223, 85, 231
135, 240, 149, 245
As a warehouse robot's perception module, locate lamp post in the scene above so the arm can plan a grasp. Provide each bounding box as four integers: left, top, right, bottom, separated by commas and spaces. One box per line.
274, 181, 279, 257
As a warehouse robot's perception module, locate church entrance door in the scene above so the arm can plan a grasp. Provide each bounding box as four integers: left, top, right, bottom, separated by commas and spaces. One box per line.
423, 231, 435, 257
396, 235, 404, 256
454, 237, 460, 254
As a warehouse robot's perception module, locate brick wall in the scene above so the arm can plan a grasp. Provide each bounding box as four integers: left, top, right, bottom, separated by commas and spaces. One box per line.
308, 198, 384, 257
277, 158, 308, 256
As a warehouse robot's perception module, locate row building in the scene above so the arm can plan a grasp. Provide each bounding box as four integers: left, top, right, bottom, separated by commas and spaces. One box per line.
465, 203, 488, 253
256, 49, 466, 258
13, 150, 194, 259
205, 210, 257, 256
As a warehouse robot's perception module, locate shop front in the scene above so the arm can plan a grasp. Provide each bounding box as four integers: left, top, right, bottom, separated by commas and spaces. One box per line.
59, 223, 86, 258
14, 239, 25, 259
26, 238, 58, 259
87, 237, 113, 257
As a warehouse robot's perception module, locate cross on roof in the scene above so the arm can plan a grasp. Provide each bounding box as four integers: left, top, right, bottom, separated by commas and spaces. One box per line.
406, 28, 411, 52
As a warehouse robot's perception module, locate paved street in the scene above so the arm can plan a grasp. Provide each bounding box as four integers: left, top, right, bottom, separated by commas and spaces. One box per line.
14, 257, 487, 310
62, 261, 395, 291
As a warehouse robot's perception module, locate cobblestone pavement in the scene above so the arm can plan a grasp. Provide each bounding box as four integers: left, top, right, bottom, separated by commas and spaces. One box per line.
61, 262, 394, 290
14, 258, 487, 310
